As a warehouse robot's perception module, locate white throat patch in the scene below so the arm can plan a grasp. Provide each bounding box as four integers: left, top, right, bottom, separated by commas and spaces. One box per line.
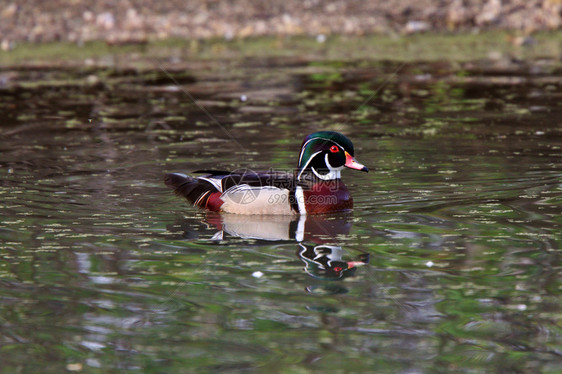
311, 153, 342, 180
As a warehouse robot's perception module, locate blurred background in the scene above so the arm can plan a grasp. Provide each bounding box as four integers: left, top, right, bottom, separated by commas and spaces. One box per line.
1, 0, 562, 46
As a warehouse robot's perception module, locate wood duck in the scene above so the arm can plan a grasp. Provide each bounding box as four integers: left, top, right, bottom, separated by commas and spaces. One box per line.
164, 131, 368, 215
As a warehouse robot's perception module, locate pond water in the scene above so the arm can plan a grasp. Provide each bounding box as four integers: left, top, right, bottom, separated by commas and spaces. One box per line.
0, 51, 561, 373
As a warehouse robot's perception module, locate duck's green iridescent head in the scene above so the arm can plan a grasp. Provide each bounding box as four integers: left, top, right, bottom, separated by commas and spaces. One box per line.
297, 131, 368, 180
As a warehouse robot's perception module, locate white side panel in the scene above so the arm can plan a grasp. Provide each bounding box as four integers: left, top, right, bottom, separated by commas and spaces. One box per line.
221, 185, 295, 215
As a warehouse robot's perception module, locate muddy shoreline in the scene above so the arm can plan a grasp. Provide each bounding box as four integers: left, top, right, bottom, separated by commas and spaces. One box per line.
2, 0, 561, 47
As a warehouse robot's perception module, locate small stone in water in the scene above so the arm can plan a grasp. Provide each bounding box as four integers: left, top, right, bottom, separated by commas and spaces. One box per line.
66, 363, 83, 371
405, 21, 430, 33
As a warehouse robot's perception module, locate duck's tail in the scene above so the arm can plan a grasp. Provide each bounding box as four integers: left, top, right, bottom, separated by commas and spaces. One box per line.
164, 173, 223, 211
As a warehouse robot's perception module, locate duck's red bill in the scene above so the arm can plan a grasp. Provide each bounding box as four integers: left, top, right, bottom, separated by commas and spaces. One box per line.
344, 152, 368, 172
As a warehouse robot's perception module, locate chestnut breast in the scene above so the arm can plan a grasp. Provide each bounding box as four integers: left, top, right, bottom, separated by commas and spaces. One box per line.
302, 179, 353, 214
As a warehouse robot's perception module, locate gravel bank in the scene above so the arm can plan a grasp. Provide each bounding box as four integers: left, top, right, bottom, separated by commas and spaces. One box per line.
1, 0, 561, 46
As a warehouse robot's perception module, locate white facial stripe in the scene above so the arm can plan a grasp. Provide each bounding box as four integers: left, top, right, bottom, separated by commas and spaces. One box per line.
298, 138, 315, 166
325, 153, 344, 171
312, 167, 341, 180
327, 140, 346, 152
297, 150, 322, 181
310, 153, 342, 180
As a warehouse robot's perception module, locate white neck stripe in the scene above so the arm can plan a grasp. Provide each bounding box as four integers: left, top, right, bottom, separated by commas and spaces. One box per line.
295, 185, 306, 215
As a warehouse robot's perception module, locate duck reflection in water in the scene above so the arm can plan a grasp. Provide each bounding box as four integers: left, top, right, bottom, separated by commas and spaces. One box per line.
298, 243, 369, 280
202, 212, 369, 281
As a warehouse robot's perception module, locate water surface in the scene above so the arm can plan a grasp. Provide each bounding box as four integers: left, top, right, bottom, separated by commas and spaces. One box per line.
0, 54, 560, 373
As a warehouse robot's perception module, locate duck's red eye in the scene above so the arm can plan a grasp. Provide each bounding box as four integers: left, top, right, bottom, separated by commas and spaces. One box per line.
330, 145, 339, 153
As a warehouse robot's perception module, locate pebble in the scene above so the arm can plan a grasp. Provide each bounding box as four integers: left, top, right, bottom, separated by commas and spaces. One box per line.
405, 21, 430, 34
316, 34, 326, 43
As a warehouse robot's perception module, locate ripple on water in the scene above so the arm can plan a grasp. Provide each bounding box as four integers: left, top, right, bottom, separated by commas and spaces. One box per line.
0, 58, 560, 373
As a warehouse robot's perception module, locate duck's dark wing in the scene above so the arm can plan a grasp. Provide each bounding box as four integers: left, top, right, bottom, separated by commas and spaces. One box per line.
191, 169, 296, 190
164, 170, 298, 211
219, 170, 296, 191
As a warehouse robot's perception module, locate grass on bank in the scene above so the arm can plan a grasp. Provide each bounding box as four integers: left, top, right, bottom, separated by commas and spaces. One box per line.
0, 31, 561, 67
